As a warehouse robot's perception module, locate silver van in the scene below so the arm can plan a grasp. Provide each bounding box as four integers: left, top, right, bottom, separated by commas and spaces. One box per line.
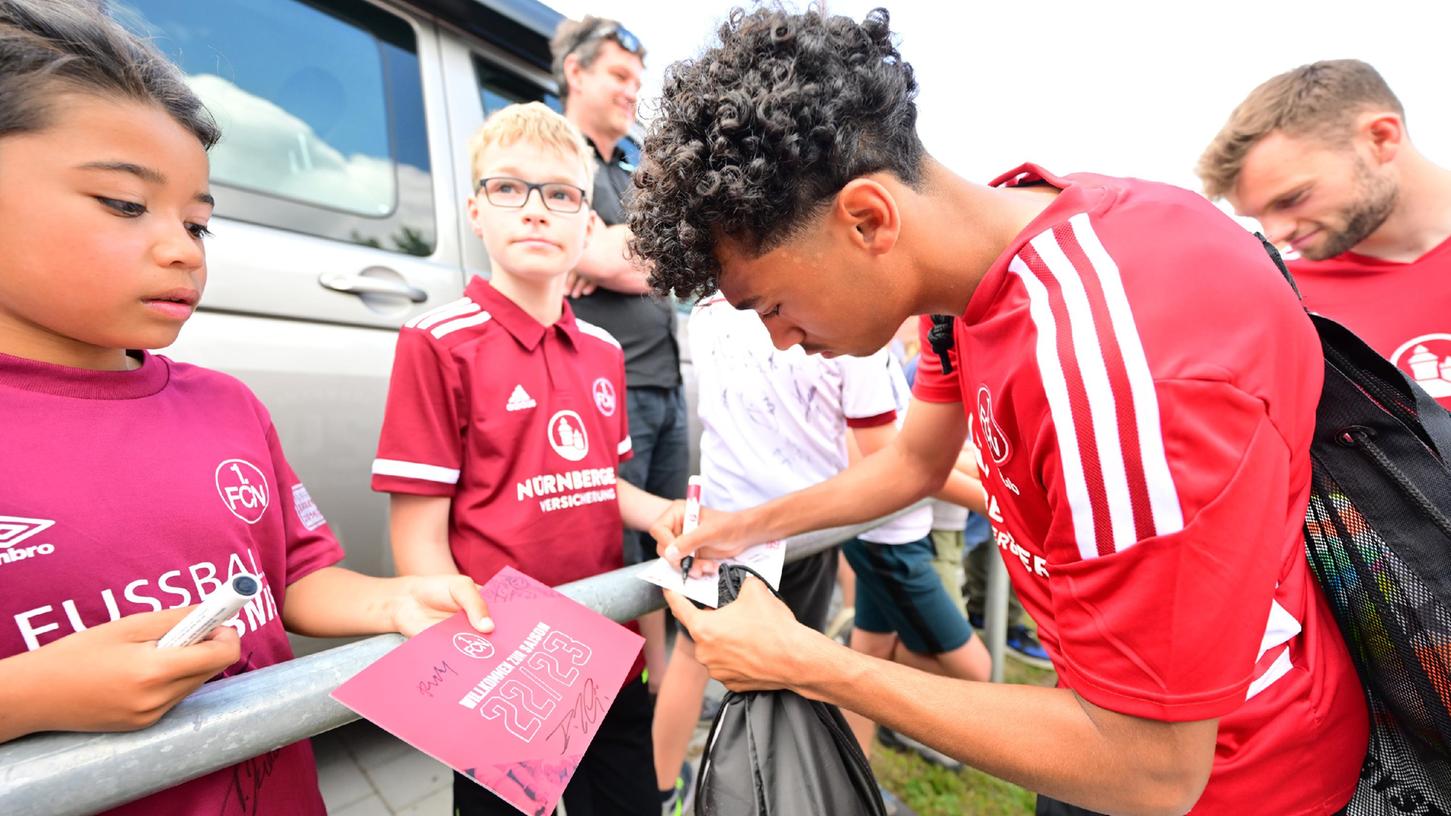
122, 0, 690, 654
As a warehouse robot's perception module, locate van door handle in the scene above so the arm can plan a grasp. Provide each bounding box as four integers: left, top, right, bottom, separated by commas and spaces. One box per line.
318, 272, 428, 303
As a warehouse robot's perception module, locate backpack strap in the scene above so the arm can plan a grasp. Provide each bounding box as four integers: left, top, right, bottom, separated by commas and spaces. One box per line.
717, 562, 786, 606
927, 314, 957, 374
1254, 232, 1303, 300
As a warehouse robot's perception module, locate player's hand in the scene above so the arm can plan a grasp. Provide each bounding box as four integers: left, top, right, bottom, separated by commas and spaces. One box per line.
5, 607, 240, 737
565, 269, 598, 298
649, 501, 755, 578
663, 578, 816, 692
388, 575, 494, 638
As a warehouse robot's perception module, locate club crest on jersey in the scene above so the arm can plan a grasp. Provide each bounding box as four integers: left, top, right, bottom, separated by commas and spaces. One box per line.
453, 632, 495, 660
592, 378, 617, 417
547, 410, 590, 462
215, 459, 271, 524
976, 386, 1012, 465
1392, 334, 1451, 399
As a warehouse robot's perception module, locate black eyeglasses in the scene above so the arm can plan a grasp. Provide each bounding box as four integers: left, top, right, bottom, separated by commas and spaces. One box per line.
571, 22, 642, 58
475, 177, 589, 214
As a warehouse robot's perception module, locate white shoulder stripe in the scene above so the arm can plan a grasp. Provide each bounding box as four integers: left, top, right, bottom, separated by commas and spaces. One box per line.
1030, 230, 1137, 553
372, 458, 460, 484
576, 319, 622, 349
618, 436, 633, 456
1011, 215, 1184, 561
1009, 255, 1100, 561
406, 297, 476, 329
1068, 213, 1183, 536
432, 311, 493, 339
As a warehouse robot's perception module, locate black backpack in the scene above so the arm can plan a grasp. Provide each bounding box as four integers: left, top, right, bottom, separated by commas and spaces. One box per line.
1260, 234, 1451, 812
693, 563, 888, 816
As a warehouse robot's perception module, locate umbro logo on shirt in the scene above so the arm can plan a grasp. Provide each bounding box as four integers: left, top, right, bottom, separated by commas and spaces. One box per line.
507, 384, 537, 412
0, 515, 57, 565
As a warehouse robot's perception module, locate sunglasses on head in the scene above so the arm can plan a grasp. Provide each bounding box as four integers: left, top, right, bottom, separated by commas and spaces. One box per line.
573, 22, 642, 58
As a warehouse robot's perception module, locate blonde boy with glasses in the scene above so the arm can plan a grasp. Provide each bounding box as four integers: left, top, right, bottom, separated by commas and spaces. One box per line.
372, 102, 668, 816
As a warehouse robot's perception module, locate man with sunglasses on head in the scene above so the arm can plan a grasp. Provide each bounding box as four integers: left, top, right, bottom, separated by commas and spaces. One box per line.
551, 16, 685, 710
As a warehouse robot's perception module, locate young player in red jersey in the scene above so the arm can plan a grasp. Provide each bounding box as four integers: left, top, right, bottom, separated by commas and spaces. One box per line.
371, 102, 670, 816
1200, 59, 1451, 409
628, 8, 1369, 815
0, 3, 493, 814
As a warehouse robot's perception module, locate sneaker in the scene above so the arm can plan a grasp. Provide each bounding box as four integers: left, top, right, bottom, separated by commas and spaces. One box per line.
660, 762, 695, 816
877, 726, 963, 771
877, 785, 918, 816
1006, 625, 1053, 670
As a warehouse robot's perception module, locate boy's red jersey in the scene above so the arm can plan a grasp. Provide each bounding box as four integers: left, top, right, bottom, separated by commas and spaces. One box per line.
372, 276, 634, 592
0, 351, 343, 815
914, 165, 1368, 814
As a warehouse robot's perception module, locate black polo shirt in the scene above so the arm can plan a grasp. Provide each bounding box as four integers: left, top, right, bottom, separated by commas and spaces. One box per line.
569, 139, 681, 389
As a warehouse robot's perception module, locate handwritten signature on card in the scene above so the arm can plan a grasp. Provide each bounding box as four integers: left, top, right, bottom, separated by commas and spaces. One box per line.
545, 678, 609, 755
417, 660, 458, 699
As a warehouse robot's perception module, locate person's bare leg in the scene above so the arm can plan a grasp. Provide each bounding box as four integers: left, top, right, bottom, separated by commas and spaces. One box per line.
639, 609, 668, 694
837, 551, 856, 609
844, 628, 898, 758
890, 632, 991, 681
652, 634, 710, 791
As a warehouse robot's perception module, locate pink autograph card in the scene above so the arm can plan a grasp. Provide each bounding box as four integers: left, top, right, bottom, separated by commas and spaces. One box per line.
331, 566, 644, 816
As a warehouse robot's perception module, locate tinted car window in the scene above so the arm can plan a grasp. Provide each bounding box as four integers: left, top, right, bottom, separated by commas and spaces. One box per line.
121, 0, 436, 256
474, 55, 561, 115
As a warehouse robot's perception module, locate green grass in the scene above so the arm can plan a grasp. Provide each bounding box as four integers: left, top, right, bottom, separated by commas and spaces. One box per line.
870, 659, 1057, 816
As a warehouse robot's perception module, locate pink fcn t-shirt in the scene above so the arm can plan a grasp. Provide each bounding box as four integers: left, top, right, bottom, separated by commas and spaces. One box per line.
0, 350, 343, 815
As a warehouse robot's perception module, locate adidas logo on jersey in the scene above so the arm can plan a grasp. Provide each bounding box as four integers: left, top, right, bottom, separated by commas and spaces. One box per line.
507, 384, 537, 412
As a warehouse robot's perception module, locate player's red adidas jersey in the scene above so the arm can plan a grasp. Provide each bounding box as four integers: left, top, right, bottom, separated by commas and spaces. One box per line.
915, 165, 1367, 813
1288, 235, 1451, 409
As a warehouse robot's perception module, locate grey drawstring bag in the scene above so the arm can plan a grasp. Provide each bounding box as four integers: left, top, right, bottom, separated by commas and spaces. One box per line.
693, 563, 889, 816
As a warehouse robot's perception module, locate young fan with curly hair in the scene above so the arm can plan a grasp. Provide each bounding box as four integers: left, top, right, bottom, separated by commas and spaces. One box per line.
635, 7, 1368, 815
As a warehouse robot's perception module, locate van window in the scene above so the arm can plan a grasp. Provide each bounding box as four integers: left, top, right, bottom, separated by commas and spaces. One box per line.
120, 0, 435, 256
474, 55, 562, 116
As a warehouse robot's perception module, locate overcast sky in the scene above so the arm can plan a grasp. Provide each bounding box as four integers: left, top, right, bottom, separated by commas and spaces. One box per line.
545, 0, 1450, 199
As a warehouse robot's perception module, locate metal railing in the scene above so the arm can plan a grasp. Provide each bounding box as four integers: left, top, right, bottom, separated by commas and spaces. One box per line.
0, 502, 1008, 816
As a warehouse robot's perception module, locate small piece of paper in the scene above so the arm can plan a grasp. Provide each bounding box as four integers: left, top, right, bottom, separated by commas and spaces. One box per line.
638, 540, 786, 607
331, 566, 644, 816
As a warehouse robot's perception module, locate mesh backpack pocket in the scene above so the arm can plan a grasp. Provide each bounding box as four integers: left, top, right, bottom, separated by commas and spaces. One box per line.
1261, 234, 1451, 811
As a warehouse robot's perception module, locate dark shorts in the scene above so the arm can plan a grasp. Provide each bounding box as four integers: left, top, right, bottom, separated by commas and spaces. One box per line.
452, 674, 656, 816
618, 385, 689, 566
843, 535, 973, 655
1036, 795, 1107, 816
774, 547, 839, 633
682, 547, 839, 638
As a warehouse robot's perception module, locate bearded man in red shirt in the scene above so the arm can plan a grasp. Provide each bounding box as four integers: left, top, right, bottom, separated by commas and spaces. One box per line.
1200, 58, 1451, 409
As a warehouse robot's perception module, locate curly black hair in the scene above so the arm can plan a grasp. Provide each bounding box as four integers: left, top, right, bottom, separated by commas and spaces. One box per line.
628, 5, 923, 300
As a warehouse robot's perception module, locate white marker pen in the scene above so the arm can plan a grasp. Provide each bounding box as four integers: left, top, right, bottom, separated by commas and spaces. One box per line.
157, 573, 260, 649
